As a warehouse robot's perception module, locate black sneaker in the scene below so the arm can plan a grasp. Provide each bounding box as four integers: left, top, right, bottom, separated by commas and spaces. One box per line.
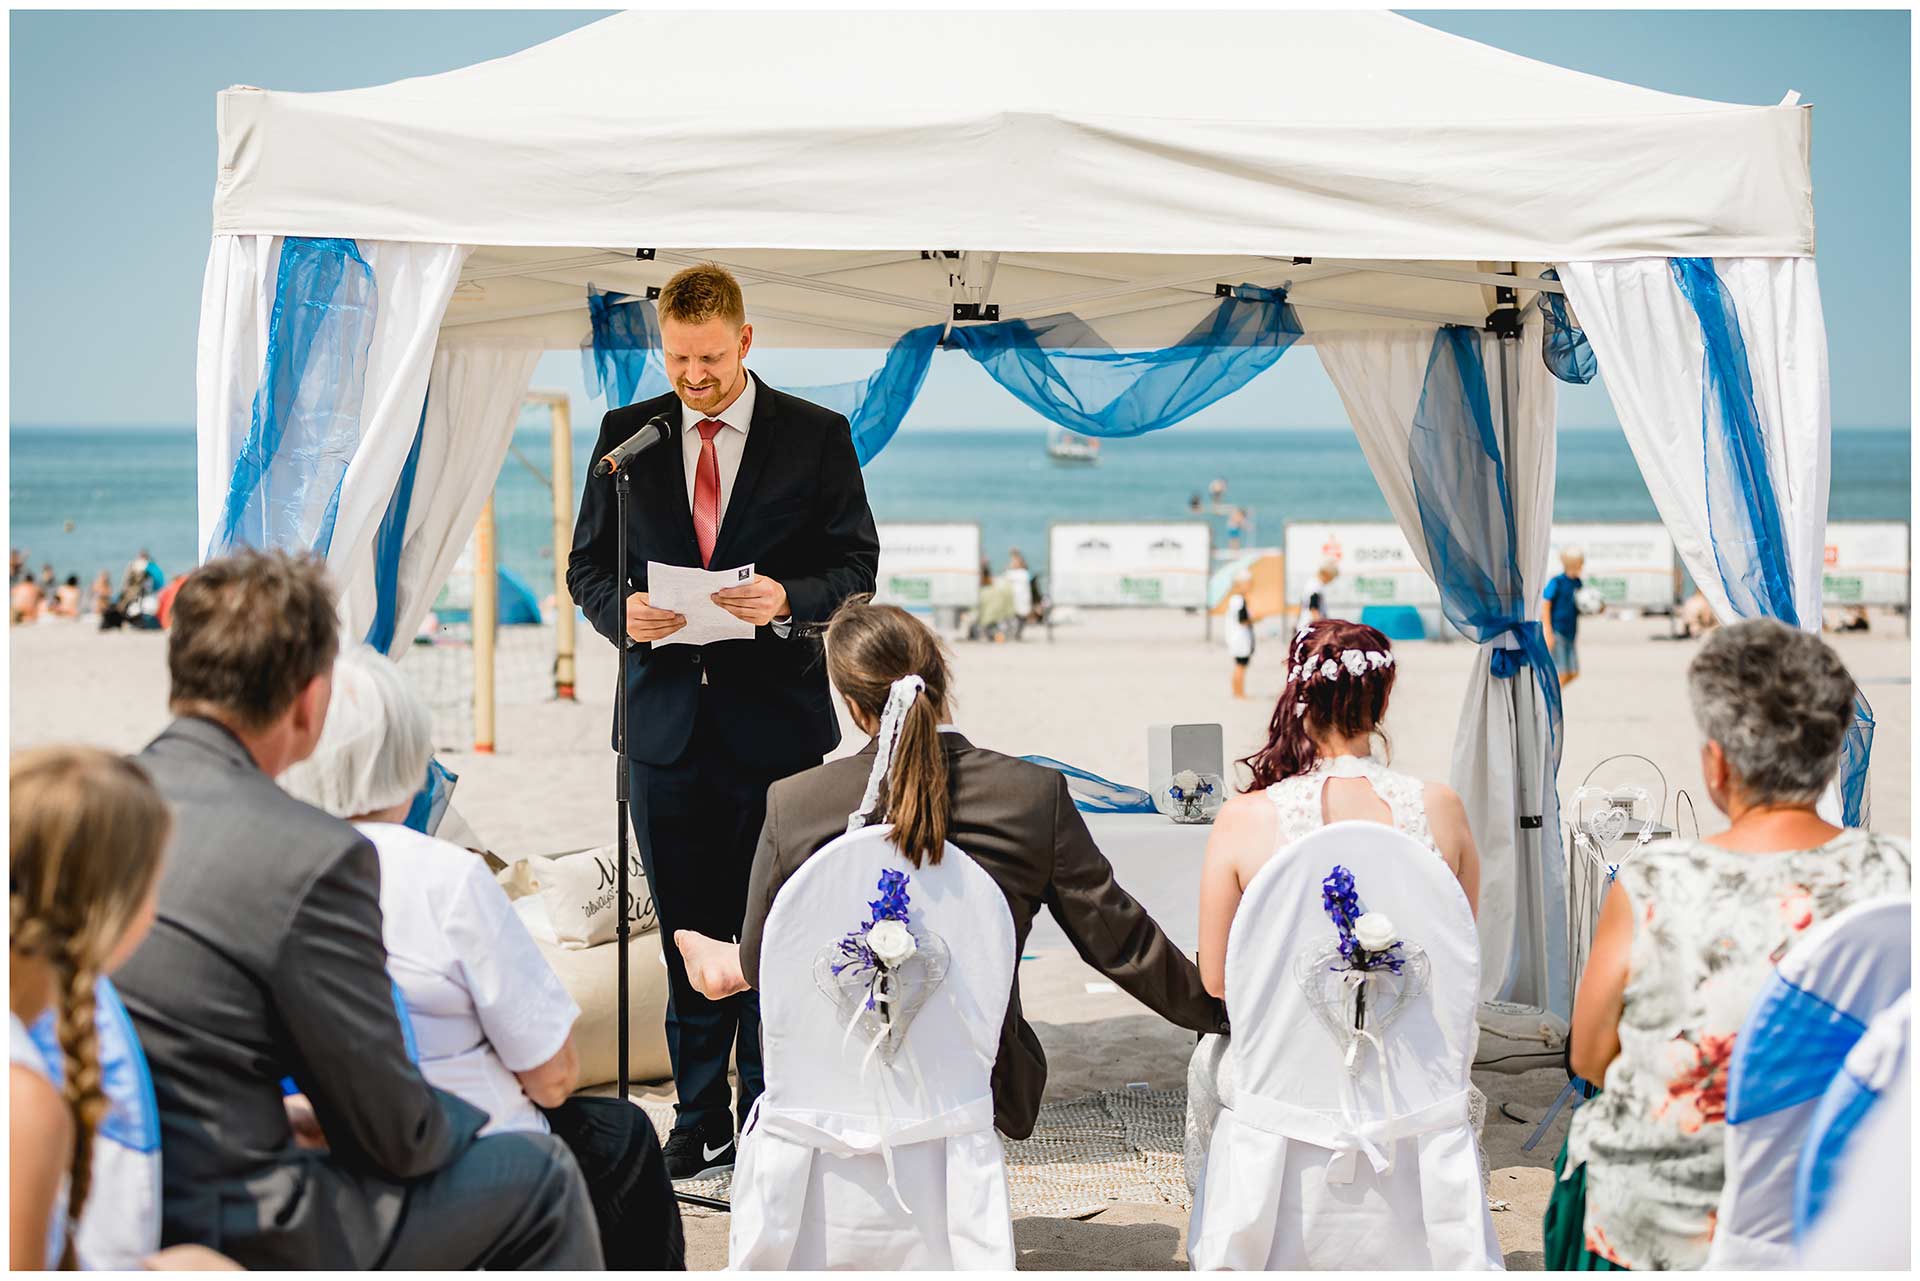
662, 1124, 736, 1182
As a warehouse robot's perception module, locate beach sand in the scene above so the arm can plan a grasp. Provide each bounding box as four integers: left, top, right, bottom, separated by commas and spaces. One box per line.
10, 607, 1908, 1269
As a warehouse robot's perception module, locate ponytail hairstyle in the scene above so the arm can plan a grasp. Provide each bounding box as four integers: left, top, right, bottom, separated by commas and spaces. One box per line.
9, 746, 170, 1268
1240, 619, 1397, 791
825, 596, 954, 867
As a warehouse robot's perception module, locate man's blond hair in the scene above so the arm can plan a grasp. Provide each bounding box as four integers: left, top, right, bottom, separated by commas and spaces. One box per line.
658, 263, 746, 328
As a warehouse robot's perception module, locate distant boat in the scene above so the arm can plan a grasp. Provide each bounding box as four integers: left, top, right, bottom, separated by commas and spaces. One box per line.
1046, 425, 1101, 465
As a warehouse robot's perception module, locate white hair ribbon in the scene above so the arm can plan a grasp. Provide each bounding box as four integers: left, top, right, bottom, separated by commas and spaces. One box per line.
847, 675, 927, 833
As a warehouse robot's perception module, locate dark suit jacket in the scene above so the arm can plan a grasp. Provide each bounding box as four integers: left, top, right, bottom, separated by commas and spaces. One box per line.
738, 733, 1228, 1139
565, 375, 880, 773
114, 718, 489, 1268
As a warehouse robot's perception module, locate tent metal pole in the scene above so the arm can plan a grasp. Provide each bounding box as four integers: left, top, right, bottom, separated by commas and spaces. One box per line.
1299, 258, 1567, 295
653, 250, 949, 316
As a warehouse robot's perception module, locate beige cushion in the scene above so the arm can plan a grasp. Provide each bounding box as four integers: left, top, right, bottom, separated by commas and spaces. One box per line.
519, 846, 659, 950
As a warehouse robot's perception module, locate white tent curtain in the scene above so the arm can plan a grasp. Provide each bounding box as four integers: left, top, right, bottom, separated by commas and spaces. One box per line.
195, 235, 470, 620
352, 342, 543, 655
1556, 258, 1845, 817
1314, 318, 1562, 1009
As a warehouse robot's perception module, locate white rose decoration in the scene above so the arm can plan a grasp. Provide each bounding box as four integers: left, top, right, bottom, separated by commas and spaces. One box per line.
1353, 912, 1398, 953
1366, 650, 1391, 670
1173, 769, 1201, 792
1341, 650, 1368, 677
866, 919, 917, 966
1320, 658, 1340, 680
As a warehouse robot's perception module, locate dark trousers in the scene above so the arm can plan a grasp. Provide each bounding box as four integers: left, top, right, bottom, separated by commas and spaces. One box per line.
630, 692, 797, 1135
540, 1095, 685, 1270
371, 1131, 604, 1270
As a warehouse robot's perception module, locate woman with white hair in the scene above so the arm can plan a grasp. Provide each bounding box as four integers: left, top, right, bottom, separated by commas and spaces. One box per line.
280, 646, 683, 1270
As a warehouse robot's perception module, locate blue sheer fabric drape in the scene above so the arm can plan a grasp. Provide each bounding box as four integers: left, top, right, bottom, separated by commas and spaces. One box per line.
209, 237, 377, 560
941, 284, 1302, 438
363, 398, 428, 654
585, 288, 671, 406
1020, 756, 1158, 814
777, 324, 944, 464
1670, 258, 1872, 823
1408, 325, 1568, 997
1538, 269, 1596, 385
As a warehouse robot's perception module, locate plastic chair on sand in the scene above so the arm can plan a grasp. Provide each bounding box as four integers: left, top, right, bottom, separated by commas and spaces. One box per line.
727, 823, 1017, 1270
1708, 895, 1911, 1270
1187, 820, 1500, 1270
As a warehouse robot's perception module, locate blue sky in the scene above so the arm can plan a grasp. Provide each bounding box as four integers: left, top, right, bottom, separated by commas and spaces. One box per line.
8, 9, 1910, 430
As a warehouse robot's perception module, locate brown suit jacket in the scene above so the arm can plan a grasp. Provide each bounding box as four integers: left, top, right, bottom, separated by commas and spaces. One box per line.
739, 732, 1228, 1139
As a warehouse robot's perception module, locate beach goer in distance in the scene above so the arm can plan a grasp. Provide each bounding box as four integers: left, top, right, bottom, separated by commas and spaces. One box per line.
112, 550, 601, 1269
87, 571, 113, 617
1226, 574, 1255, 700
1226, 506, 1247, 550
1188, 493, 1204, 515
1004, 549, 1033, 641
1541, 547, 1585, 687
1678, 589, 1718, 639
1185, 620, 1482, 1189
52, 576, 81, 620
673, 597, 1227, 1140
10, 548, 25, 584
280, 645, 685, 1270
10, 746, 235, 1271
12, 576, 44, 625
1298, 558, 1339, 632
1554, 619, 1909, 1270
39, 565, 57, 600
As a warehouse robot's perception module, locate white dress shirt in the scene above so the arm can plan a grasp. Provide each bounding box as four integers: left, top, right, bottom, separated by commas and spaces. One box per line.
679, 372, 757, 521
674, 373, 791, 637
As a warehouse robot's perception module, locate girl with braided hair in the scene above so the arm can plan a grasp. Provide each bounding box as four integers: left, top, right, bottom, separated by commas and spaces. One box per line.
10, 746, 167, 1270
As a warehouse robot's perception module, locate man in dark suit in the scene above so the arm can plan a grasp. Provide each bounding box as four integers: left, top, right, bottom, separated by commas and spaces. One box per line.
567, 263, 879, 1180
112, 551, 601, 1269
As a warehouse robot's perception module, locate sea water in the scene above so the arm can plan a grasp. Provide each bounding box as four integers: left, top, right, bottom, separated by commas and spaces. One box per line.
8, 424, 1910, 589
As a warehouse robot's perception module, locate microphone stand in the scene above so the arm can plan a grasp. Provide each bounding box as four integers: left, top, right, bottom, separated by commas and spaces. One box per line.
615, 466, 633, 1102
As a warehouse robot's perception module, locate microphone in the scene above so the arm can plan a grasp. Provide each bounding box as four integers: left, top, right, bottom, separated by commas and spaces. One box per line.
592, 414, 673, 477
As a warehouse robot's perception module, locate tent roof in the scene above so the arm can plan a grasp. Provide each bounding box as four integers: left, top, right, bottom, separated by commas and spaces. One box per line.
213, 9, 1817, 350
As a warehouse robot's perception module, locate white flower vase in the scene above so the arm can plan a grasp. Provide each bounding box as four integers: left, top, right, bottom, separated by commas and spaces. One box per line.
1157, 772, 1225, 824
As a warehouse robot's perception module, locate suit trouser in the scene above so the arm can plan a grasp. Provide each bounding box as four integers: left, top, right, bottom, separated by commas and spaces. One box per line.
630, 690, 800, 1135
541, 1094, 686, 1269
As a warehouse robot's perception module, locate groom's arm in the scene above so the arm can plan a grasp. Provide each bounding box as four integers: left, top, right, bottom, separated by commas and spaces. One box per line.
1041, 776, 1229, 1035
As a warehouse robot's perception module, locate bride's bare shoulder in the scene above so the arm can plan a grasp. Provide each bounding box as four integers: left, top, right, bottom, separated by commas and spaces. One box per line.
1210, 788, 1277, 849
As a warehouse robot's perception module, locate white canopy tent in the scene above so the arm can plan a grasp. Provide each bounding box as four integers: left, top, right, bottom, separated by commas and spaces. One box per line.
197, 9, 1834, 1022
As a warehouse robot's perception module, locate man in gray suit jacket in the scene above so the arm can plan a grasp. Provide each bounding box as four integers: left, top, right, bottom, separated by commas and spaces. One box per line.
112, 552, 602, 1269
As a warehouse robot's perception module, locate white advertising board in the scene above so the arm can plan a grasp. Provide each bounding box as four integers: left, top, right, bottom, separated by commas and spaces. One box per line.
1283, 523, 1440, 611
1048, 522, 1212, 608
1823, 522, 1910, 607
873, 523, 982, 609
1547, 524, 1677, 609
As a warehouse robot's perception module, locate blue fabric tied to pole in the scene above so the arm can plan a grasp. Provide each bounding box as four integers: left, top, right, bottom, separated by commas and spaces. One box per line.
1537, 268, 1596, 385
940, 284, 1303, 438
210, 237, 377, 560
1670, 258, 1872, 823
780, 324, 944, 464
585, 288, 671, 407
1021, 756, 1158, 814
1727, 971, 1867, 1124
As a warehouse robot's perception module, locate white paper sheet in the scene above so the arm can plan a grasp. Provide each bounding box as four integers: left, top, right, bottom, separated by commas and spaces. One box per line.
646, 561, 756, 646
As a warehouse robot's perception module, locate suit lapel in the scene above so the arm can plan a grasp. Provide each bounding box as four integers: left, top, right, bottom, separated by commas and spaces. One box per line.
637, 399, 700, 565
711, 373, 777, 570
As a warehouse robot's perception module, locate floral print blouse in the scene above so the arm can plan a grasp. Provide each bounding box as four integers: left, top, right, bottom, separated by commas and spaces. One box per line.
1566, 830, 1910, 1270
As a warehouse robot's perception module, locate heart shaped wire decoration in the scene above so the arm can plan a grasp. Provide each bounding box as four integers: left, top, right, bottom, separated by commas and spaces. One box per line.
1572, 784, 1655, 880
813, 927, 951, 1071
1293, 942, 1431, 1076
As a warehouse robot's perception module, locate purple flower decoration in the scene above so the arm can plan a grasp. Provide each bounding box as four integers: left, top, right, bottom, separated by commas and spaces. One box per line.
1320, 864, 1405, 975
831, 869, 914, 990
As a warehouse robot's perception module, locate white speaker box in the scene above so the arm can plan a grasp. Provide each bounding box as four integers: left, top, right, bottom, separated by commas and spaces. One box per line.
1147, 723, 1225, 800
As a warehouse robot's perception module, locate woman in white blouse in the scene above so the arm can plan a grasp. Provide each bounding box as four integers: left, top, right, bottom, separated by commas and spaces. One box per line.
281, 646, 682, 1270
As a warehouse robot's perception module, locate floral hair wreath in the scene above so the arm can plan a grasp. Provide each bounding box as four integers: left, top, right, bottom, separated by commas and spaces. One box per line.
1287, 646, 1394, 716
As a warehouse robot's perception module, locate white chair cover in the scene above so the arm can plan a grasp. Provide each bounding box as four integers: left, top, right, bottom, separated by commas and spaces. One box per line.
1709, 896, 1911, 1270
1188, 820, 1500, 1270
727, 824, 1017, 1271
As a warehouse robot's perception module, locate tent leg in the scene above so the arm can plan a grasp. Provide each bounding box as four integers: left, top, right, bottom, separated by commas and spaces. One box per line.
550, 396, 578, 701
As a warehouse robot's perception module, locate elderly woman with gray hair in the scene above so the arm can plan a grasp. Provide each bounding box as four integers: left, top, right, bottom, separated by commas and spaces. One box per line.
279, 647, 683, 1270
1549, 620, 1908, 1270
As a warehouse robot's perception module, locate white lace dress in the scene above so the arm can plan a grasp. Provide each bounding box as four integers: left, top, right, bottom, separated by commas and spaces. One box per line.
1183, 756, 1492, 1198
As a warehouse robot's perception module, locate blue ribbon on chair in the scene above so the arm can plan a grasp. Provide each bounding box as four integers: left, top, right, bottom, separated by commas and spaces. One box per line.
1020, 756, 1158, 814
1728, 971, 1867, 1123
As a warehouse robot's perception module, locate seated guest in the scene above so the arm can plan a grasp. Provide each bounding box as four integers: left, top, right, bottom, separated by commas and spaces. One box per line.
674, 596, 1227, 1140
11, 747, 165, 1269
111, 550, 601, 1270
1555, 619, 1910, 1269
280, 645, 684, 1270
